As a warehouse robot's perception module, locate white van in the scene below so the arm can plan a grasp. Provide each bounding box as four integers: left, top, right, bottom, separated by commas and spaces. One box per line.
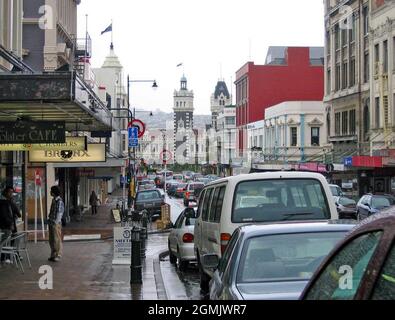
194, 171, 338, 292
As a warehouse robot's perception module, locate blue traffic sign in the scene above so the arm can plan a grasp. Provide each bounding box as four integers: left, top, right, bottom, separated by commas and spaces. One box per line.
344, 157, 353, 167
128, 127, 139, 147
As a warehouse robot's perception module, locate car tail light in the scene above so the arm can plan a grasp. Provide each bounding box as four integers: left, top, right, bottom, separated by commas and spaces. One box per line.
182, 233, 194, 243
220, 233, 232, 254
186, 192, 190, 198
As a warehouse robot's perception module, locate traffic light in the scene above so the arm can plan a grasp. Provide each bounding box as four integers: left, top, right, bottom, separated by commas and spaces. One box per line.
127, 172, 132, 184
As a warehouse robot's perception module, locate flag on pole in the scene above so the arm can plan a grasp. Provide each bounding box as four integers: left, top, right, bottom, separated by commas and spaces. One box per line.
176, 63, 183, 67
101, 23, 112, 35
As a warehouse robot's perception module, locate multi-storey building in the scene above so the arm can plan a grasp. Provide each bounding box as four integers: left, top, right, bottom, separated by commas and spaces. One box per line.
217, 105, 237, 176
235, 46, 325, 158
173, 75, 194, 164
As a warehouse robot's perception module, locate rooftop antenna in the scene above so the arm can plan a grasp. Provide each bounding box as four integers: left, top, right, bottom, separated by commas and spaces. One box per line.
110, 19, 114, 50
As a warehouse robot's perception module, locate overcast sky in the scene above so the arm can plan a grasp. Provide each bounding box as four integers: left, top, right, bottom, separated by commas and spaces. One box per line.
77, 0, 325, 115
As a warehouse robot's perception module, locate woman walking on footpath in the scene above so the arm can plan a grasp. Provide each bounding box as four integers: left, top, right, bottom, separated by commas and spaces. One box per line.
48, 186, 64, 262
89, 191, 99, 215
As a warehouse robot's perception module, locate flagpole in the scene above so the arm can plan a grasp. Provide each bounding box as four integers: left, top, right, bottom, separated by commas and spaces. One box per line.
111, 19, 114, 48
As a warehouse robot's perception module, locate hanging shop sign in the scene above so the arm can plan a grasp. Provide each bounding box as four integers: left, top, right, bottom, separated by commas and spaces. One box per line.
0, 136, 87, 151
29, 143, 106, 163
0, 121, 66, 144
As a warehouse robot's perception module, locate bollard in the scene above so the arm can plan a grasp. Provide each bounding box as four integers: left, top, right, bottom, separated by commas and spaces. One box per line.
141, 210, 149, 238
140, 227, 146, 259
130, 226, 142, 285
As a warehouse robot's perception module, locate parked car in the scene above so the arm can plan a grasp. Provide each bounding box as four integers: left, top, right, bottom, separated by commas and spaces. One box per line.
329, 184, 344, 197
183, 171, 194, 181
173, 174, 184, 182
202, 221, 355, 300
168, 207, 197, 271
167, 181, 180, 197
192, 173, 204, 181
357, 194, 395, 220
183, 182, 205, 207
195, 172, 339, 293
134, 189, 165, 221
196, 178, 210, 185
301, 209, 395, 300
174, 183, 187, 198
334, 196, 357, 220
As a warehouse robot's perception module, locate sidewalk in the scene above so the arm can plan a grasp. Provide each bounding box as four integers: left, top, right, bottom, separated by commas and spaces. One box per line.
0, 189, 170, 300
0, 233, 169, 300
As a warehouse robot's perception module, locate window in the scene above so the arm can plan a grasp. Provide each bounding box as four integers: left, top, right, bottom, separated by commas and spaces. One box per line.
213, 186, 225, 223
349, 58, 356, 87
375, 97, 380, 129
364, 53, 370, 83
327, 112, 331, 138
364, 101, 370, 135
335, 24, 340, 51
291, 127, 297, 146
327, 69, 331, 94
305, 232, 382, 300
363, 6, 369, 36
326, 30, 331, 55
375, 44, 380, 75
372, 244, 395, 300
238, 232, 349, 283
341, 28, 347, 47
383, 40, 388, 74
201, 188, 213, 221
350, 14, 356, 42
225, 117, 235, 125
335, 64, 341, 91
232, 179, 331, 223
311, 127, 320, 146
335, 112, 341, 136
349, 109, 356, 135
342, 62, 348, 89
342, 111, 348, 135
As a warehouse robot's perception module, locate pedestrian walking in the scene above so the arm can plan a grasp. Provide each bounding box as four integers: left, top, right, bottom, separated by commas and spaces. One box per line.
48, 186, 64, 262
89, 191, 99, 215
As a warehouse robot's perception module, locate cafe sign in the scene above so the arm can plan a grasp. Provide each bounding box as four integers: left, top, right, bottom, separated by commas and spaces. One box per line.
0, 121, 66, 144
29, 143, 106, 163
0, 136, 87, 151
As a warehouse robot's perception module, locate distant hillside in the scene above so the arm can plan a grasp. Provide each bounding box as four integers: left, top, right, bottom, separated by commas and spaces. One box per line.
137, 109, 211, 129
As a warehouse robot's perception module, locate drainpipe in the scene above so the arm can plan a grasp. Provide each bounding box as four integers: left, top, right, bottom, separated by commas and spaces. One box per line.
300, 114, 306, 162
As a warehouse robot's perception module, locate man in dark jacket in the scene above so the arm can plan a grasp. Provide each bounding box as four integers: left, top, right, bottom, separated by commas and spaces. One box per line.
0, 186, 21, 262
48, 186, 64, 262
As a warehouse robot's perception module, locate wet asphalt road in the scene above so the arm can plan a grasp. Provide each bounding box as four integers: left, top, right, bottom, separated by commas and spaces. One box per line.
163, 194, 202, 300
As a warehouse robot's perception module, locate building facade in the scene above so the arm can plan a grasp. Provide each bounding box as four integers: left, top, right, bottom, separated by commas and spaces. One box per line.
235, 46, 325, 157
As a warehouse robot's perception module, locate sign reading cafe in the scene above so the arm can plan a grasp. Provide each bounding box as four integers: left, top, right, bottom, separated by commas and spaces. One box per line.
0, 121, 66, 144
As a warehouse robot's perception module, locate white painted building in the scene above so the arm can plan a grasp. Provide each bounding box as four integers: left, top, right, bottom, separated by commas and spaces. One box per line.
249, 101, 328, 170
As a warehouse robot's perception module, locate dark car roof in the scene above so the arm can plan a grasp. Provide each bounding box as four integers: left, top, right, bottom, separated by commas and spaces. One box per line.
237, 220, 356, 238
349, 209, 395, 234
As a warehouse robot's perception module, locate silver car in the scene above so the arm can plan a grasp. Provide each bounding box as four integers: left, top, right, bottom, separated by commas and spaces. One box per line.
202, 221, 355, 300
168, 208, 197, 271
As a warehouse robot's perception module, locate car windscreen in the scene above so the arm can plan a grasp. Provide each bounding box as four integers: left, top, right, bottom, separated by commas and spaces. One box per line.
339, 197, 356, 206
189, 183, 205, 191
237, 231, 348, 283
330, 186, 342, 196
232, 179, 331, 223
136, 191, 161, 201
372, 196, 393, 208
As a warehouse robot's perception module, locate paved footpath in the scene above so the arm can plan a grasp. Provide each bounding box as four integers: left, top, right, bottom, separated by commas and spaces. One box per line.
0, 190, 169, 300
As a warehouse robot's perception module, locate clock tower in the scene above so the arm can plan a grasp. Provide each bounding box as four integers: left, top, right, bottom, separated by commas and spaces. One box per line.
173, 75, 194, 164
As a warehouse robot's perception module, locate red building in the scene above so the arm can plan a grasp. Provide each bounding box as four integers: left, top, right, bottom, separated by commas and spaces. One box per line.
235, 46, 325, 154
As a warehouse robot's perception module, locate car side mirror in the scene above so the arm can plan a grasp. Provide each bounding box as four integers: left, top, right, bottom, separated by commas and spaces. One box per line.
201, 254, 219, 270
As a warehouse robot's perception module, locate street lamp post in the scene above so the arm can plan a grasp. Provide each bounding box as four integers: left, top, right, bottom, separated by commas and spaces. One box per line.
126, 75, 158, 208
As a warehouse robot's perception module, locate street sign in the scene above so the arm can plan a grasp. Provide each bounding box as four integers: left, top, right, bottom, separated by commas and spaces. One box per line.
128, 127, 139, 147
128, 119, 146, 138
344, 157, 353, 167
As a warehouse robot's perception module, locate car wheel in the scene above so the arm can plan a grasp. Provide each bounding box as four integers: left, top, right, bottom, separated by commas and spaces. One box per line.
179, 259, 189, 271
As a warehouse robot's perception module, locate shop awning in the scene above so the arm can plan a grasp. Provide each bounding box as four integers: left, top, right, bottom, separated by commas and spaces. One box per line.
0, 72, 113, 131
52, 158, 124, 168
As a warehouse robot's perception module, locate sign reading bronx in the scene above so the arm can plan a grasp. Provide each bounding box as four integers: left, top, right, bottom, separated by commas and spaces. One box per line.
0, 121, 66, 144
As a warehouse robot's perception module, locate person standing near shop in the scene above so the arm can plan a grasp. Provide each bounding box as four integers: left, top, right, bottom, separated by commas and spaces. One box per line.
48, 186, 64, 262
2, 187, 21, 234
89, 191, 99, 215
